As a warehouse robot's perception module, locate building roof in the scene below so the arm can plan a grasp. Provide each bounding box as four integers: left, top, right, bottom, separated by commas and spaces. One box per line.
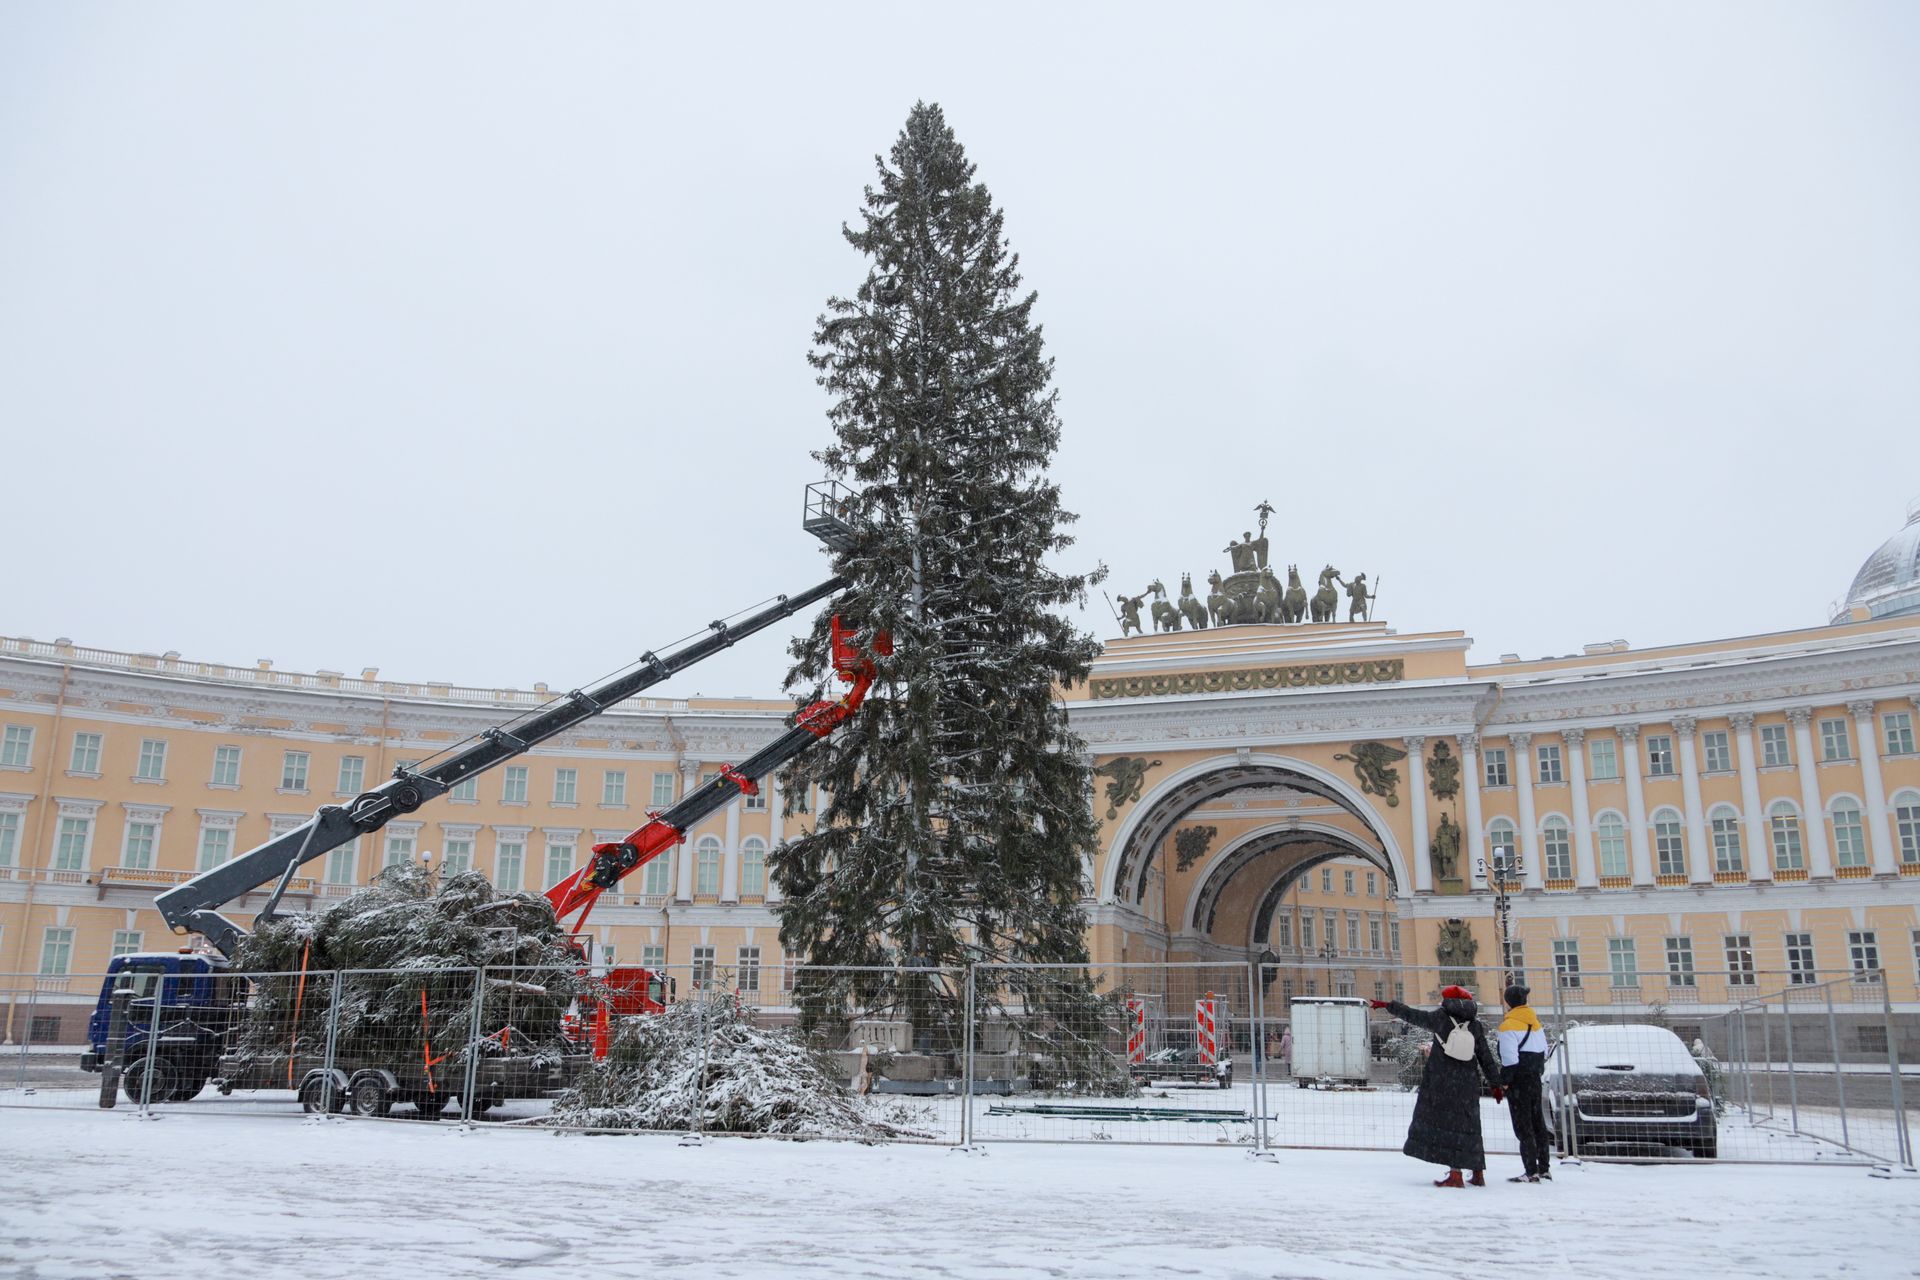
1842, 499, 1920, 622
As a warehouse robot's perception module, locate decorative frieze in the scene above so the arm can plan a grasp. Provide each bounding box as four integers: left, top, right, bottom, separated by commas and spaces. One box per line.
1089, 658, 1404, 701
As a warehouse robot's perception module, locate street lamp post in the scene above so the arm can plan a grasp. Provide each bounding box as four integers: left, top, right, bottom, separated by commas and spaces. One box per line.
1490, 845, 1517, 989
1320, 938, 1339, 997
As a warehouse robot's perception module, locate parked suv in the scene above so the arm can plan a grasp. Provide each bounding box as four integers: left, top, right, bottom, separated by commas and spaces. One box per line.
1548, 1024, 1717, 1159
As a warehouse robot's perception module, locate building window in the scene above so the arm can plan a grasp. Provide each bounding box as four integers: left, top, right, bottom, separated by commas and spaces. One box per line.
1323, 912, 1336, 952
651, 772, 675, 807
1276, 915, 1292, 948
544, 842, 573, 886
1666, 936, 1696, 987
1368, 916, 1382, 952
1, 724, 34, 768
0, 811, 20, 867
495, 841, 524, 892
196, 825, 231, 871
1389, 921, 1400, 953
642, 853, 670, 897
744, 783, 766, 812
1543, 819, 1572, 880
1538, 745, 1563, 784
1488, 819, 1518, 870
325, 838, 359, 885
1321, 867, 1333, 892
337, 756, 365, 795
1761, 724, 1791, 767
442, 836, 472, 875
280, 751, 309, 792
692, 945, 715, 988
1343, 869, 1355, 895
1596, 812, 1629, 878
553, 769, 578, 805
1785, 933, 1816, 984
1725, 934, 1756, 987
1819, 718, 1852, 762
70, 732, 103, 774
741, 837, 767, 896
1345, 914, 1359, 951
1552, 939, 1581, 989
1587, 737, 1619, 781
1848, 930, 1880, 980
1365, 871, 1377, 896
135, 739, 168, 781
1484, 748, 1509, 787
211, 745, 241, 787
1701, 731, 1732, 773
1830, 799, 1868, 868
1608, 938, 1638, 988
54, 815, 92, 871
451, 776, 478, 802
1885, 712, 1915, 756
1504, 937, 1525, 977
385, 831, 415, 869
738, 946, 761, 992
122, 820, 157, 869
1769, 802, 1805, 871
640, 944, 665, 971
502, 766, 528, 805
602, 770, 627, 807
1653, 809, 1686, 877
40, 926, 74, 975
1895, 791, 1920, 865
1299, 913, 1314, 949
695, 836, 722, 895
1646, 735, 1674, 778
1710, 807, 1743, 874
111, 929, 143, 958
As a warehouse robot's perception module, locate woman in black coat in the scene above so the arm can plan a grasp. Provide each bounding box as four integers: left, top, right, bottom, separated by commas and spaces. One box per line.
1370, 985, 1505, 1187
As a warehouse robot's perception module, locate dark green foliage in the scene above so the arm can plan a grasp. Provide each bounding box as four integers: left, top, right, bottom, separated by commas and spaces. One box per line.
774, 102, 1111, 1087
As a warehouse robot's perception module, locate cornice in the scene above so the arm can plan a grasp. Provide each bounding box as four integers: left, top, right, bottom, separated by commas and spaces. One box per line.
1394, 878, 1920, 920
1069, 680, 1490, 751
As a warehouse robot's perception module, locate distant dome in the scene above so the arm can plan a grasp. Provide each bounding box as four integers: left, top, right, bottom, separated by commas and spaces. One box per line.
1840, 499, 1920, 622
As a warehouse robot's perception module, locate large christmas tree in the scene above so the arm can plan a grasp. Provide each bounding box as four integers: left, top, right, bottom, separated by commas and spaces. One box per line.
774, 104, 1118, 1085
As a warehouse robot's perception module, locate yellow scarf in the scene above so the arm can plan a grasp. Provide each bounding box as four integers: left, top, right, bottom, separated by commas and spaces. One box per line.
1498, 1005, 1543, 1034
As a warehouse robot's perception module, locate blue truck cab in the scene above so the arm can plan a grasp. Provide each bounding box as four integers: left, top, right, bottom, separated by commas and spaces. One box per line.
81, 951, 240, 1103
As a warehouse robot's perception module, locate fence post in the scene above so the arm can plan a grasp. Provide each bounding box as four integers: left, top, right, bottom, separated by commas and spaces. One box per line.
1822, 980, 1851, 1154
1550, 973, 1572, 1159
135, 974, 165, 1117
1735, 1002, 1755, 1122
1881, 972, 1914, 1171
463, 966, 485, 1125
1760, 996, 1776, 1122
98, 984, 131, 1109
1781, 988, 1801, 1136
16, 982, 40, 1095
683, 981, 709, 1145
320, 969, 343, 1114
960, 964, 975, 1148
1250, 962, 1270, 1157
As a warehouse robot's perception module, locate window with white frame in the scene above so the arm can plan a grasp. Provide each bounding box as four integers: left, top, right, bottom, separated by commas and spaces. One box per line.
1607, 938, 1639, 988
1725, 934, 1756, 986
553, 769, 578, 805
337, 755, 364, 795
1321, 867, 1333, 892
651, 772, 675, 807
54, 814, 92, 871
738, 945, 761, 992
1646, 735, 1674, 777
741, 837, 766, 896
642, 853, 670, 897
1343, 869, 1355, 895
135, 738, 167, 781
602, 770, 626, 807
70, 732, 103, 774
451, 776, 477, 802
496, 840, 524, 892
122, 820, 158, 869
782, 951, 798, 992
1369, 916, 1382, 952
1785, 932, 1816, 984
1830, 799, 1868, 868
1666, 936, 1696, 986
545, 841, 574, 886
1587, 737, 1619, 781
1484, 748, 1509, 787
111, 929, 143, 957
1596, 812, 1629, 879
1, 724, 33, 768
1819, 718, 1852, 762
211, 745, 241, 787
1885, 712, 1915, 756
40, 926, 74, 975
1769, 801, 1805, 871
1895, 791, 1920, 865
1346, 913, 1359, 951
1488, 818, 1518, 869
1365, 871, 1377, 896
1709, 806, 1743, 874
325, 838, 359, 885
692, 944, 715, 988
1276, 915, 1292, 948
1389, 921, 1401, 953
1505, 936, 1525, 977
1848, 930, 1881, 980
1552, 939, 1581, 989
641, 944, 665, 971
744, 782, 766, 812
1761, 724, 1791, 767
1701, 731, 1732, 773
502, 766, 528, 805
442, 835, 473, 875
1323, 912, 1337, 950
0, 810, 19, 867
280, 751, 309, 792
1538, 744, 1563, 784
695, 836, 722, 895
1543, 818, 1572, 880
1653, 809, 1686, 877
1299, 913, 1314, 950
384, 829, 415, 869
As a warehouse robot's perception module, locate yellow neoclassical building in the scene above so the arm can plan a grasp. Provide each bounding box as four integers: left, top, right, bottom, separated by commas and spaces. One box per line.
4, 504, 1919, 1042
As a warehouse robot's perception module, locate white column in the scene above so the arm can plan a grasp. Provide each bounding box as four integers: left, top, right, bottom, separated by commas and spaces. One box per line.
1850, 701, 1898, 876
1787, 708, 1834, 879
1729, 713, 1770, 883
1405, 736, 1432, 894
1461, 734, 1486, 890
1565, 728, 1598, 889
1673, 716, 1713, 885
765, 775, 785, 903
674, 760, 699, 901
1511, 733, 1543, 890
1620, 725, 1654, 885
721, 794, 741, 902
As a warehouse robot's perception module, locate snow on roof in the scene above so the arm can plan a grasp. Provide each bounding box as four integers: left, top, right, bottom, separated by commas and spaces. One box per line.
1561, 1024, 1701, 1076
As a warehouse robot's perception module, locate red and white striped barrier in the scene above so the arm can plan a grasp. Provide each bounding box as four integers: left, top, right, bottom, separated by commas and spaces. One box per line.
1196, 993, 1218, 1065
1125, 997, 1147, 1064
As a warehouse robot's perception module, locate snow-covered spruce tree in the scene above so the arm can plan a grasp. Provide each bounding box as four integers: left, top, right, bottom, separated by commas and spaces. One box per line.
774, 103, 1125, 1093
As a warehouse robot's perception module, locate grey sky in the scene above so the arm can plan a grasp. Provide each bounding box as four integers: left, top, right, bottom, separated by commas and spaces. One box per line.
3, 3, 1916, 701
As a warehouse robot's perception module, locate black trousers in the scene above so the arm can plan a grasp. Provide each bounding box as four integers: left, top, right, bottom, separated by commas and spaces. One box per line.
1508, 1069, 1552, 1175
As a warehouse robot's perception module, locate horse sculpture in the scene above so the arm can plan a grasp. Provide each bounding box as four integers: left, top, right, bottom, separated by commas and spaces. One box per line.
1311, 565, 1340, 623
1178, 573, 1208, 630
1205, 570, 1230, 627
1282, 564, 1308, 624
1146, 579, 1183, 632
1255, 568, 1281, 623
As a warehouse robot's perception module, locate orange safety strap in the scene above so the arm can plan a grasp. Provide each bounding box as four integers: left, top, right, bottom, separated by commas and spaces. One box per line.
287, 939, 311, 1088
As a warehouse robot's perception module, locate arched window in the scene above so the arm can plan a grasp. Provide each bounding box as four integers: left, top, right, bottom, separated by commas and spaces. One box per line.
1709, 805, 1743, 874
1652, 807, 1686, 878
696, 835, 722, 895
1542, 817, 1572, 881
1488, 819, 1518, 878
1595, 812, 1629, 879
741, 836, 767, 896
1829, 798, 1868, 869
1894, 790, 1920, 866
1769, 800, 1804, 872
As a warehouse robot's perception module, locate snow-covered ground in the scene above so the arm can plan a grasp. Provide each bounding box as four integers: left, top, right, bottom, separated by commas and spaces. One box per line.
4, 1106, 1916, 1280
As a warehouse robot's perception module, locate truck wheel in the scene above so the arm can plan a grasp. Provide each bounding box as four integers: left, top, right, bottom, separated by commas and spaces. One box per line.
123, 1058, 180, 1106
299, 1076, 344, 1114
413, 1098, 446, 1121
170, 1076, 208, 1103
348, 1076, 391, 1118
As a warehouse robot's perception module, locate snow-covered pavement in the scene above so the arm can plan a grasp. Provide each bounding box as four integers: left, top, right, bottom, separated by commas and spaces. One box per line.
3, 1107, 1915, 1279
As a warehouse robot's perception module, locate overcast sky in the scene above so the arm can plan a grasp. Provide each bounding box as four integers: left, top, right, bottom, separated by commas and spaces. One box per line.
3, 3, 1916, 702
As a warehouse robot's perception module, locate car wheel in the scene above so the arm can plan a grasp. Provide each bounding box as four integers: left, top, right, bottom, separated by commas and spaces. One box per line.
123, 1058, 180, 1106
348, 1076, 391, 1118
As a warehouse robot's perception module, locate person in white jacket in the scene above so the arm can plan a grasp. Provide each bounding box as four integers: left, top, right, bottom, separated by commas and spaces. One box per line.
1495, 985, 1552, 1182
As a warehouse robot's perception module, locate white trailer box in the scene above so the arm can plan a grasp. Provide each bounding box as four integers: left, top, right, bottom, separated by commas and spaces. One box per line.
1288, 997, 1370, 1084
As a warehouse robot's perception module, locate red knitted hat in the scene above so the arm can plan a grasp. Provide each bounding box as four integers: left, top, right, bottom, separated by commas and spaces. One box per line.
1439, 985, 1474, 1001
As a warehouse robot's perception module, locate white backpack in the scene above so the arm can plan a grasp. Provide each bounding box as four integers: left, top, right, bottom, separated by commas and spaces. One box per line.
1439, 1017, 1476, 1062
